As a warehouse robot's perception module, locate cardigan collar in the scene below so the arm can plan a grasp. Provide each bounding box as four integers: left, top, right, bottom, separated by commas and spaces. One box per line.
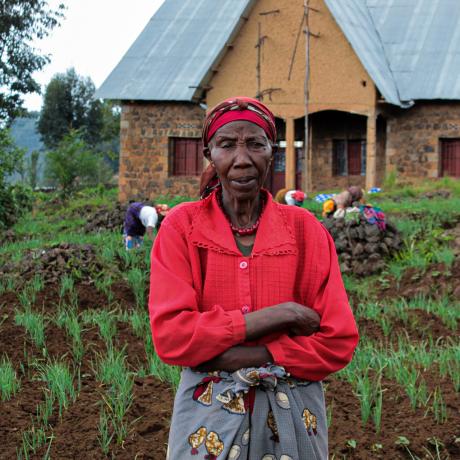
189, 189, 297, 256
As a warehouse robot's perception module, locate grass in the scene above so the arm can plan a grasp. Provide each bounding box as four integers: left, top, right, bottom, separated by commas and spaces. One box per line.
15, 308, 46, 350
39, 361, 76, 417
94, 347, 134, 446
56, 308, 84, 363
84, 309, 117, 346
126, 267, 147, 309
1, 182, 458, 458
0, 356, 21, 401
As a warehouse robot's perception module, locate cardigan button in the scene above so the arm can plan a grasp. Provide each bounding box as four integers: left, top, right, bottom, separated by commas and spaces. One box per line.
239, 261, 248, 269
241, 305, 250, 314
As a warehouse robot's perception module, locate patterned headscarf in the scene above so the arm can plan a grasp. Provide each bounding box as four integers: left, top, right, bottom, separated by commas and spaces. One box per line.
200, 97, 277, 198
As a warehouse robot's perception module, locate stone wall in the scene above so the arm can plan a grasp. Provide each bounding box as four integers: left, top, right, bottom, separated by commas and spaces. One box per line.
119, 101, 205, 202
386, 102, 460, 179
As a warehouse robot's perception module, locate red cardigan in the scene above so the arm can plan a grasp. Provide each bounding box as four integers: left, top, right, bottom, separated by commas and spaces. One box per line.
149, 190, 358, 381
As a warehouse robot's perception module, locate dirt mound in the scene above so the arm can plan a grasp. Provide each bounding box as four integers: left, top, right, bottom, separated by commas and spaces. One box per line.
443, 221, 460, 257
83, 203, 127, 233
4, 228, 17, 245
422, 189, 451, 199
380, 260, 460, 301
323, 216, 402, 276
1, 242, 107, 285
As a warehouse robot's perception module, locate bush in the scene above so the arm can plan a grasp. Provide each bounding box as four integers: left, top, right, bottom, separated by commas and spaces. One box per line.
0, 183, 33, 229
45, 130, 113, 197
0, 128, 30, 229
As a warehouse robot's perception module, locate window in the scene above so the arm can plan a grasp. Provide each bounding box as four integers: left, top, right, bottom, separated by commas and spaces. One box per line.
333, 139, 366, 176
170, 138, 203, 176
441, 139, 460, 178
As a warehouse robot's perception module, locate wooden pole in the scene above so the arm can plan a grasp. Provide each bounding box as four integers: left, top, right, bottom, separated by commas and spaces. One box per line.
303, 0, 312, 192
285, 118, 296, 189
256, 22, 261, 99
365, 109, 377, 190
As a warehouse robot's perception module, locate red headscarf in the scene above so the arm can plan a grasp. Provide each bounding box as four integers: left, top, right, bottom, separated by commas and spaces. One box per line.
200, 97, 277, 198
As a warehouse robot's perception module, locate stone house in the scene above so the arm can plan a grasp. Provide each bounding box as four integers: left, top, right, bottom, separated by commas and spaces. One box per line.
97, 0, 460, 202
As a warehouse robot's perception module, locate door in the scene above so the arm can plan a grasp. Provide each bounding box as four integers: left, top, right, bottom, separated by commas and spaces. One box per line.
265, 146, 286, 195
441, 139, 460, 178
295, 147, 303, 190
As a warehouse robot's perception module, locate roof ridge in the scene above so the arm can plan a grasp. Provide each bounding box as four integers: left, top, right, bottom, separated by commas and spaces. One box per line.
364, 0, 412, 107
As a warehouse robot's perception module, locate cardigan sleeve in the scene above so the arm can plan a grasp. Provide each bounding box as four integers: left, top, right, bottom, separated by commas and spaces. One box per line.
265, 225, 359, 381
149, 219, 247, 367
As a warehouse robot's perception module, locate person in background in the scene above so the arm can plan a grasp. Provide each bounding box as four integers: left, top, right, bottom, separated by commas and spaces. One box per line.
123, 202, 169, 250
285, 189, 307, 207
322, 186, 364, 218
273, 187, 288, 204
149, 96, 358, 459
273, 188, 307, 206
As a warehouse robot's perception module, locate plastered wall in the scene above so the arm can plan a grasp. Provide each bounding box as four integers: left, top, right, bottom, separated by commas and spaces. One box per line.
206, 0, 377, 118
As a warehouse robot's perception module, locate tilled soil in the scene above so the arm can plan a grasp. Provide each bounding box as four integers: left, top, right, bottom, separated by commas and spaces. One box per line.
1, 279, 459, 460
378, 260, 460, 301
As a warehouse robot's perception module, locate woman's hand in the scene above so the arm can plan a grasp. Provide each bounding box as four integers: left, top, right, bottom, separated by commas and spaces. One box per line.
193, 345, 272, 373
244, 302, 320, 341
278, 302, 321, 337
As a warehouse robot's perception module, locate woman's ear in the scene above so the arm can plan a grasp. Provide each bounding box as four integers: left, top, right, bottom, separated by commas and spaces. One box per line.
203, 147, 211, 160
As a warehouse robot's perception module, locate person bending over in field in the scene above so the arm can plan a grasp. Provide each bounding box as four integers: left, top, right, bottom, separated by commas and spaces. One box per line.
123, 202, 169, 250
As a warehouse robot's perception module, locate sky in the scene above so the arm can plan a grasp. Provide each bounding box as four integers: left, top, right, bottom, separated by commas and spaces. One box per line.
23, 0, 165, 112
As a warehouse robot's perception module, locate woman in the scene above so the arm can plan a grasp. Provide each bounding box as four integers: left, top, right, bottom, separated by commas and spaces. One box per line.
322, 186, 364, 218
123, 202, 169, 249
149, 97, 358, 459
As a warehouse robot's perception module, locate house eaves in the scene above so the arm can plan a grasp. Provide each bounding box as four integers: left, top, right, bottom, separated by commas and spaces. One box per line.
324, 0, 407, 107
96, 0, 256, 103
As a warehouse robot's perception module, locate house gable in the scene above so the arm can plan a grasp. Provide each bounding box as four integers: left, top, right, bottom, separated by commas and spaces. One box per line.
206, 0, 378, 118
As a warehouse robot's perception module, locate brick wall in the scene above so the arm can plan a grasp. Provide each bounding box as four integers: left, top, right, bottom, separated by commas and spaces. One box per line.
386, 102, 460, 179
119, 101, 205, 202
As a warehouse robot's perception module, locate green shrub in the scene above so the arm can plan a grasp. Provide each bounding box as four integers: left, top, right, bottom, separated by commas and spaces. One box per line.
45, 130, 113, 196
0, 183, 33, 229
0, 128, 32, 229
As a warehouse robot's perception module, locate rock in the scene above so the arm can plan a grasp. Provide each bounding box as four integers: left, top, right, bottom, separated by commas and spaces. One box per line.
352, 243, 364, 256
324, 214, 403, 277
364, 224, 380, 237
453, 284, 460, 301
364, 243, 380, 254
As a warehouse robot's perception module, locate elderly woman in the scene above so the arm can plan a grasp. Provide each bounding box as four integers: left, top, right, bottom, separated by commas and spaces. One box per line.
149, 97, 358, 460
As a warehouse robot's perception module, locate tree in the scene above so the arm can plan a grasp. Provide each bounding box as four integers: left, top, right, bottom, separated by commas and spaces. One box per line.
0, 0, 65, 121
27, 150, 40, 188
37, 68, 105, 148
0, 127, 25, 185
0, 127, 30, 229
45, 129, 112, 196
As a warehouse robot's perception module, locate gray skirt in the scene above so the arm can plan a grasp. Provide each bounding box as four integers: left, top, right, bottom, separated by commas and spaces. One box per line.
166, 365, 328, 460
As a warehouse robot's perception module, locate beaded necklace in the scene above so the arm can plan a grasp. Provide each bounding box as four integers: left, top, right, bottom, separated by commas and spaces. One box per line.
217, 188, 266, 236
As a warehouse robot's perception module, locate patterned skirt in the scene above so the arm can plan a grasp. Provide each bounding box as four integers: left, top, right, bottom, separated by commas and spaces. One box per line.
166, 366, 328, 460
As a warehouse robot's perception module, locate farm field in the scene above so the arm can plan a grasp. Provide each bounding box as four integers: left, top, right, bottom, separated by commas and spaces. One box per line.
0, 182, 459, 459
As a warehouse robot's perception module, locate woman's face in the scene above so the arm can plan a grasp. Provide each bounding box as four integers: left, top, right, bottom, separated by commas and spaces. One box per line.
207, 120, 273, 202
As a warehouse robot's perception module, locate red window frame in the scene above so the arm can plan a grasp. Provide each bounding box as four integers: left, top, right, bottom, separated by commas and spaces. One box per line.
440, 139, 460, 178
170, 138, 203, 176
333, 139, 366, 176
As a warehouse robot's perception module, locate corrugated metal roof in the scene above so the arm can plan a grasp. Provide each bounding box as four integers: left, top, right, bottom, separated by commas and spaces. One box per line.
326, 0, 460, 106
367, 0, 460, 102
96, 0, 255, 102
324, 0, 405, 107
